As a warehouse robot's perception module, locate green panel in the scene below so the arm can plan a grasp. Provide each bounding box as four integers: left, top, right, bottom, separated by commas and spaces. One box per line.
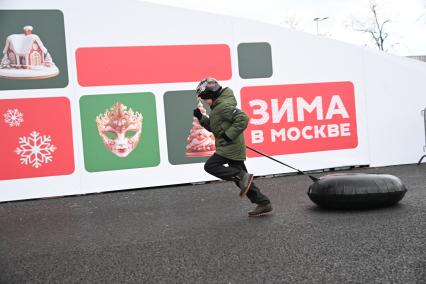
238, 42, 273, 79
80, 93, 160, 172
164, 90, 212, 165
0, 10, 68, 90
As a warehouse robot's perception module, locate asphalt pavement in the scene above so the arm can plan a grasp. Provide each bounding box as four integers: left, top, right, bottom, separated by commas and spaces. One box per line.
0, 163, 425, 283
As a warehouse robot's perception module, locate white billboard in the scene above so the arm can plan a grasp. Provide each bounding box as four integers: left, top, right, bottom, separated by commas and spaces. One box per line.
0, 0, 425, 202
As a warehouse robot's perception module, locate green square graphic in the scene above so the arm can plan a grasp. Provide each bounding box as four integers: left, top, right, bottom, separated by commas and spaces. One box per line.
238, 42, 273, 79
80, 93, 160, 172
164, 90, 213, 165
0, 10, 69, 90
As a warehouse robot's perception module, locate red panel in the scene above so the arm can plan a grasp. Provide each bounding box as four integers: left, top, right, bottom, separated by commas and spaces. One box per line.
0, 97, 75, 180
76, 44, 232, 86
241, 82, 358, 156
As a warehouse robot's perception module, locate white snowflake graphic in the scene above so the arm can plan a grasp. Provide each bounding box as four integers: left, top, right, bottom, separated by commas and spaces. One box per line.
15, 131, 57, 168
3, 108, 24, 127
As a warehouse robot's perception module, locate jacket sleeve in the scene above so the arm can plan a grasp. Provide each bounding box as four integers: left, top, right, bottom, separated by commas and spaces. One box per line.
199, 115, 213, 132
223, 107, 249, 140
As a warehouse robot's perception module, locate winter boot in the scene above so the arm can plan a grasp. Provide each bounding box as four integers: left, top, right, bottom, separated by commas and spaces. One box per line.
248, 203, 273, 217
236, 171, 254, 198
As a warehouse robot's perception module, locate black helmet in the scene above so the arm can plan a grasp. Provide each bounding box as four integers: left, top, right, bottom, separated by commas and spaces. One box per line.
195, 77, 222, 100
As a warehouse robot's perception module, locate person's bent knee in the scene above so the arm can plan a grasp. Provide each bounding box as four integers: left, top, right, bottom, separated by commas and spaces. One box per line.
204, 162, 215, 175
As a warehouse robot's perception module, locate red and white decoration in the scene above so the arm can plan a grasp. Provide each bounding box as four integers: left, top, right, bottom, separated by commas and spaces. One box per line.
185, 101, 216, 157
0, 26, 59, 79
3, 108, 24, 127
15, 131, 57, 168
0, 97, 74, 181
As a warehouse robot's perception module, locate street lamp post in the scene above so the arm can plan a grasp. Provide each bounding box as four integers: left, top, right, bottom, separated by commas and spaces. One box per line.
313, 17, 329, 35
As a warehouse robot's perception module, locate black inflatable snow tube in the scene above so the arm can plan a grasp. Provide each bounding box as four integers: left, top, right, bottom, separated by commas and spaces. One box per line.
307, 173, 407, 209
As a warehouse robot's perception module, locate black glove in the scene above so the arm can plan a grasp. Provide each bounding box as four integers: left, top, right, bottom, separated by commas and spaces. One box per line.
193, 108, 202, 120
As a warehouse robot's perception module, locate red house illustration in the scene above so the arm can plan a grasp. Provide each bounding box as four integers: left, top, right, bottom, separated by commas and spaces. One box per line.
1, 26, 54, 69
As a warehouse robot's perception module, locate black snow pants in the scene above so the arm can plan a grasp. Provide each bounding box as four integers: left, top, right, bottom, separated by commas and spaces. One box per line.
204, 153, 270, 205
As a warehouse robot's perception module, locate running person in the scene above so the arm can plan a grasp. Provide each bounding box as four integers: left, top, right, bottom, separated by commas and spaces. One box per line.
193, 78, 272, 216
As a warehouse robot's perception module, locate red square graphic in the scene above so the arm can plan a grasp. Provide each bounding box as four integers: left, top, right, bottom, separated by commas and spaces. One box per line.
241, 82, 358, 156
0, 97, 74, 180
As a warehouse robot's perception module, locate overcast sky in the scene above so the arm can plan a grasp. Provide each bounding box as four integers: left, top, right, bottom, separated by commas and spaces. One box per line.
143, 0, 426, 56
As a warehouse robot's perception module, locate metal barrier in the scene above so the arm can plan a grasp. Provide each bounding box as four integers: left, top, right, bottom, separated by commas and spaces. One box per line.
418, 106, 426, 165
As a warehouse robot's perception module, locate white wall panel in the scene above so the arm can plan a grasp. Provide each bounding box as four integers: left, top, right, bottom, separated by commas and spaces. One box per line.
0, 0, 424, 202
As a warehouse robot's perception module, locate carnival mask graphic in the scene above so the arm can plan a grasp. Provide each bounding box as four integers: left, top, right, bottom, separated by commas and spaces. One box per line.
96, 102, 143, 158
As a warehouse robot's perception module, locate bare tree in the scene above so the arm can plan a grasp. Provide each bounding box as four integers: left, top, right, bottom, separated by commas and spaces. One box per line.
351, 1, 392, 51
280, 14, 303, 31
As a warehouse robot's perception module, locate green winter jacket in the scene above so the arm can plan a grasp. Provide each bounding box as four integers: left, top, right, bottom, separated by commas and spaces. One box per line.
199, 87, 249, 161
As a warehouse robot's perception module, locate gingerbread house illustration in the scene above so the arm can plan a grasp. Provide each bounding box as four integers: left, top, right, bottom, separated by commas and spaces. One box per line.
0, 26, 59, 79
